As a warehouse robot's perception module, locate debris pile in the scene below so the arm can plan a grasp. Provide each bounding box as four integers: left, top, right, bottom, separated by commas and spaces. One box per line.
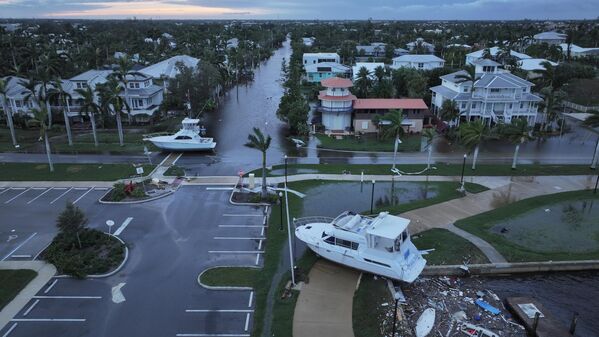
384, 277, 528, 337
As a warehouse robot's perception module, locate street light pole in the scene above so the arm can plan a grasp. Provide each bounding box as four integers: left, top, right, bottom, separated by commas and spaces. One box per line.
279, 192, 284, 231
370, 180, 376, 214
591, 137, 599, 169
594, 173, 599, 194
391, 292, 400, 337
459, 154, 467, 193
284, 155, 288, 186
285, 180, 296, 286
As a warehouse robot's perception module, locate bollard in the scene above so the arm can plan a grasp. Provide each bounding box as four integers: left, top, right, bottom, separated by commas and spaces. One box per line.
248, 173, 255, 189
569, 312, 579, 335
532, 311, 540, 332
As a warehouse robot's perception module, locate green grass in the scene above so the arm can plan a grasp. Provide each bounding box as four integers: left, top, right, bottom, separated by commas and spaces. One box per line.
164, 165, 185, 177
315, 134, 422, 152
353, 274, 391, 337
564, 78, 599, 106
455, 190, 599, 262
0, 163, 155, 181
412, 229, 489, 265
0, 269, 38, 310
259, 163, 596, 177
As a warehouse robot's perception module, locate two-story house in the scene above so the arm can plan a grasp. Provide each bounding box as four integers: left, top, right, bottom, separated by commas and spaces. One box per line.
465, 47, 531, 65
390, 55, 445, 71
302, 53, 340, 65
304, 62, 350, 83
430, 59, 542, 125
68, 69, 113, 117
123, 72, 164, 122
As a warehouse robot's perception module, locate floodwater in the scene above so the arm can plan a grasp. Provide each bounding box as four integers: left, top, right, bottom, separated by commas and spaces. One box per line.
490, 199, 599, 253
480, 272, 599, 337
299, 181, 440, 217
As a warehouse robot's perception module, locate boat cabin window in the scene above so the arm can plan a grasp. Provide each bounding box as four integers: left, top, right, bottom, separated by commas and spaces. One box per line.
175, 135, 192, 140
324, 236, 335, 245
323, 235, 358, 250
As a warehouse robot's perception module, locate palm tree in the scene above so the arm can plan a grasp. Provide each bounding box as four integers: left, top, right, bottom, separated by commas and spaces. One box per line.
0, 77, 18, 147
31, 105, 54, 172
378, 109, 405, 170
244, 128, 271, 199
440, 100, 460, 127
540, 86, 566, 131
49, 80, 73, 146
115, 57, 133, 125
455, 65, 481, 121
459, 120, 495, 170
76, 87, 100, 147
100, 77, 129, 146
534, 61, 557, 90
355, 66, 372, 98
422, 128, 436, 169
503, 119, 534, 169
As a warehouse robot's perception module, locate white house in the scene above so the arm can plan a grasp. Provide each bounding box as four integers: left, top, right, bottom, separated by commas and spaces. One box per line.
304, 62, 350, 83
317, 77, 356, 132
352, 62, 385, 80
559, 43, 599, 58
465, 47, 531, 65
391, 55, 445, 70
303, 53, 340, 65
302, 37, 315, 47
533, 31, 567, 45
406, 38, 435, 53
517, 58, 558, 79
139, 55, 200, 89
430, 59, 542, 125
123, 72, 164, 120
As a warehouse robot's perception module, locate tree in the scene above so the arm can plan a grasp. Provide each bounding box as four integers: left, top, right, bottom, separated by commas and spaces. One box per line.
99, 77, 129, 146
244, 128, 271, 199
454, 65, 481, 121
0, 77, 18, 147
540, 86, 566, 131
503, 119, 534, 169
440, 100, 460, 127
534, 61, 557, 90
115, 57, 133, 124
31, 105, 54, 172
56, 202, 87, 249
355, 66, 372, 98
378, 109, 405, 170
76, 86, 100, 147
422, 128, 436, 169
459, 120, 495, 170
405, 71, 428, 98
49, 80, 74, 146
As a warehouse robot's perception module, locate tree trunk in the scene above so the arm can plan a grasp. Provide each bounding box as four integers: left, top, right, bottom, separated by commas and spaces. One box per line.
1, 98, 17, 147
44, 132, 54, 172
512, 143, 520, 169
63, 100, 73, 146
261, 151, 267, 199
472, 145, 479, 170
115, 111, 124, 146
76, 231, 82, 249
90, 111, 99, 147
124, 85, 132, 125
392, 134, 399, 170
427, 143, 432, 169
591, 139, 599, 169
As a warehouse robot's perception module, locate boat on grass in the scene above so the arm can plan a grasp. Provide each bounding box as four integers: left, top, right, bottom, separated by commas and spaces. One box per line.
294, 211, 426, 282
144, 118, 216, 151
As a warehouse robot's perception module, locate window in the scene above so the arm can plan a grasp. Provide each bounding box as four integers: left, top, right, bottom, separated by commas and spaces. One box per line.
463, 87, 468, 92
335, 238, 353, 249
324, 236, 335, 245
490, 89, 500, 93
461, 102, 466, 109
135, 83, 140, 89
129, 83, 135, 88
472, 103, 477, 109
15, 101, 21, 108
361, 121, 369, 130
509, 103, 513, 109
175, 135, 192, 140
144, 80, 150, 87
418, 63, 424, 69
520, 102, 524, 109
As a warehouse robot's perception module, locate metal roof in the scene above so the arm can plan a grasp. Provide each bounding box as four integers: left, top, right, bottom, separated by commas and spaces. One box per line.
353, 98, 428, 110
140, 55, 199, 79
393, 54, 444, 63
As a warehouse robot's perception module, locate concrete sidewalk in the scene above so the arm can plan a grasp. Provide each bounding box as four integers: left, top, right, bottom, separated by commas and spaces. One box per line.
0, 261, 56, 331
293, 259, 360, 337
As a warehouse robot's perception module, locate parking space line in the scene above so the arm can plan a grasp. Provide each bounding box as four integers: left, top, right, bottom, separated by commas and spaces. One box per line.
244, 313, 250, 331
73, 187, 94, 204
1, 323, 17, 337
22, 299, 40, 316
248, 292, 253, 308
185, 309, 254, 313
258, 240, 263, 250
73, 187, 88, 191
218, 225, 266, 228
260, 227, 265, 236
44, 280, 58, 294
0, 188, 12, 196
4, 187, 32, 204
31, 187, 46, 190
10, 255, 31, 259
2, 233, 37, 261
222, 214, 263, 217
94, 187, 109, 191
208, 251, 264, 254
54, 187, 67, 190
33, 296, 102, 299
113, 217, 133, 236
175, 333, 250, 337
27, 188, 52, 204
213, 237, 266, 240
50, 187, 73, 204
11, 318, 86, 322
254, 254, 260, 265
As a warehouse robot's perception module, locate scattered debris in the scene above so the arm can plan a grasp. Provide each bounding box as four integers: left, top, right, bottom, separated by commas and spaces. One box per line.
475, 299, 501, 315
459, 322, 499, 337
416, 308, 435, 337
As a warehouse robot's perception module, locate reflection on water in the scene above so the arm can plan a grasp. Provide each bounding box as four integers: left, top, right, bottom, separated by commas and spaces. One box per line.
300, 181, 438, 217
490, 199, 599, 253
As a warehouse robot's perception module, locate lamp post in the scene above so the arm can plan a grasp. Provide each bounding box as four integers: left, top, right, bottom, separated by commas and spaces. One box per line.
284, 155, 288, 186
594, 173, 599, 194
106, 220, 115, 235
459, 154, 467, 193
391, 292, 401, 337
370, 180, 376, 214
279, 192, 284, 231
591, 137, 599, 169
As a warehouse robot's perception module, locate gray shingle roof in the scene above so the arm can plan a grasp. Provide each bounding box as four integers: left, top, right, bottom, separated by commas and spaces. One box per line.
430, 85, 459, 99
393, 54, 444, 63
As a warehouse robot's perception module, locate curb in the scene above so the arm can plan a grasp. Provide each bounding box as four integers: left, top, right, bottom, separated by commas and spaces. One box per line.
197, 266, 260, 291
87, 234, 129, 278
422, 259, 599, 276
98, 189, 175, 204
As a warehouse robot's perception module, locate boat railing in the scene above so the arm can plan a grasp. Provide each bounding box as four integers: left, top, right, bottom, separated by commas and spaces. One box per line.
142, 131, 173, 139
293, 216, 334, 228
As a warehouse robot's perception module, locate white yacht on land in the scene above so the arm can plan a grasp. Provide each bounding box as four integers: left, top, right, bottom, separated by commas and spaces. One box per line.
144, 118, 216, 151
295, 211, 426, 282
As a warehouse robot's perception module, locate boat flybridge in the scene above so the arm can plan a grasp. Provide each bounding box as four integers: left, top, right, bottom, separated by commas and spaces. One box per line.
144, 118, 216, 151
295, 211, 426, 282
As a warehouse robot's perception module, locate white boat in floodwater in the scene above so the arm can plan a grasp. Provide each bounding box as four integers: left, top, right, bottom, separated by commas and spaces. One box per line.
295, 211, 426, 282
144, 118, 216, 151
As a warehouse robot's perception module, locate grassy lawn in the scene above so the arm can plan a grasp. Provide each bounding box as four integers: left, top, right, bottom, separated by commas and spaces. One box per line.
0, 269, 38, 311
0, 163, 155, 181
164, 165, 185, 177
563, 78, 599, 107
259, 163, 596, 177
353, 274, 391, 337
412, 229, 489, 265
455, 190, 599, 262
315, 133, 421, 152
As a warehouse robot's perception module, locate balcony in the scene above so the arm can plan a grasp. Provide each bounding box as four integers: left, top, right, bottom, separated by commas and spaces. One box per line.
317, 106, 353, 114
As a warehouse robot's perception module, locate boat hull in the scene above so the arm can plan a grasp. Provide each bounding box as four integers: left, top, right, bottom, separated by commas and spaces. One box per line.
146, 137, 216, 151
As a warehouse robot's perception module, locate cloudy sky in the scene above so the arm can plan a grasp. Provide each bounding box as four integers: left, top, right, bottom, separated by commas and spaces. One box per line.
0, 0, 597, 19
